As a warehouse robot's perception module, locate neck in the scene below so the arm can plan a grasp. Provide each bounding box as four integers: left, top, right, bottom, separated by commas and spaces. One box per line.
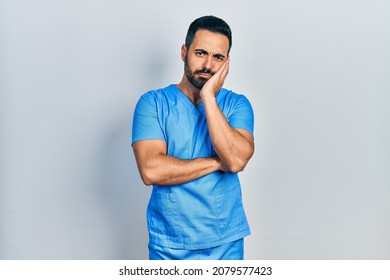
176, 74, 202, 105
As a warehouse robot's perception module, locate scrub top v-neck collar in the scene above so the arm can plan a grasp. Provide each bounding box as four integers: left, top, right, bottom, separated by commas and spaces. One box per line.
170, 84, 207, 114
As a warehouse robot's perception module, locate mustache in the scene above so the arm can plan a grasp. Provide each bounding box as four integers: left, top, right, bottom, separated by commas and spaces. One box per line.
194, 68, 215, 75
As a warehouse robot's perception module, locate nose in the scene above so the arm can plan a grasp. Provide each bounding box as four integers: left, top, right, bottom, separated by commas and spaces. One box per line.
203, 55, 213, 71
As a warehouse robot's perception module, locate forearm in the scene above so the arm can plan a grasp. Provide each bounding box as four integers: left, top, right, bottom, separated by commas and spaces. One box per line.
134, 150, 222, 186
202, 95, 254, 173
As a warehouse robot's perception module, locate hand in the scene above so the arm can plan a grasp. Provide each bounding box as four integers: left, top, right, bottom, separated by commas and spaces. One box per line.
200, 57, 230, 99
215, 157, 229, 172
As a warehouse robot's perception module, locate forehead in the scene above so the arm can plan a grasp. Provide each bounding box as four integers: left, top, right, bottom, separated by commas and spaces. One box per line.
190, 29, 229, 55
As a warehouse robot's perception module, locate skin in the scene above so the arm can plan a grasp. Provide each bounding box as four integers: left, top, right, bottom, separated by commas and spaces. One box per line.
133, 29, 254, 186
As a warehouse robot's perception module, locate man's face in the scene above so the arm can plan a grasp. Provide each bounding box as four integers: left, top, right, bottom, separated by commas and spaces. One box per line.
183, 29, 229, 89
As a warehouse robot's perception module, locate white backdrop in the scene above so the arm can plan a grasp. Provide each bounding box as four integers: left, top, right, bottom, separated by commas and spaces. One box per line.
1, 0, 389, 259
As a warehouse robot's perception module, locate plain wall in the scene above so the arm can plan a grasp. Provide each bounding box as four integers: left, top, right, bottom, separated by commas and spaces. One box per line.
1, 0, 389, 259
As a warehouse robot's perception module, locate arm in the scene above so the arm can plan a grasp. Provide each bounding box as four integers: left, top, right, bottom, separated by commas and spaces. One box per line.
200, 59, 254, 173
132, 139, 224, 186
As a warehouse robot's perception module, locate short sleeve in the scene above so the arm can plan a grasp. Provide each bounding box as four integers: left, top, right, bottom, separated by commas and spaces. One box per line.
229, 95, 254, 136
131, 93, 166, 145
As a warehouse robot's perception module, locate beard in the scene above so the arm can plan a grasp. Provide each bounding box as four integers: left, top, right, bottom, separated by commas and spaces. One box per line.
184, 56, 215, 89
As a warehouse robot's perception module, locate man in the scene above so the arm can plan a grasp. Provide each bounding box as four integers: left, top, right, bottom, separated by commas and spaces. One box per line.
132, 15, 254, 260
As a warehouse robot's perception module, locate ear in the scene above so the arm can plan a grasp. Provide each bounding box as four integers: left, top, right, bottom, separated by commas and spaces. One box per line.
181, 44, 187, 62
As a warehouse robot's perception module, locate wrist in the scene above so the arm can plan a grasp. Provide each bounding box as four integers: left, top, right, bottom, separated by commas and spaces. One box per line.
213, 157, 226, 172
200, 91, 217, 103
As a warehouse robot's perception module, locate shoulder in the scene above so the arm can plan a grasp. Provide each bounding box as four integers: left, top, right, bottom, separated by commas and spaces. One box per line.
139, 84, 173, 101
136, 84, 176, 108
219, 87, 250, 99
218, 88, 253, 108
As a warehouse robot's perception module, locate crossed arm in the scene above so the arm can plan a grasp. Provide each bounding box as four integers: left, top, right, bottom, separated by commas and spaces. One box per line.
132, 140, 223, 186
132, 59, 254, 186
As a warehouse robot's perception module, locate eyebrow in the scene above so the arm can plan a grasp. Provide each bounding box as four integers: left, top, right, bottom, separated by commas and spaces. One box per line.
194, 48, 226, 59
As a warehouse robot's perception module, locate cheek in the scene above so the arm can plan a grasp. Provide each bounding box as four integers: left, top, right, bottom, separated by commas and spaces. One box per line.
209, 61, 225, 74
187, 57, 203, 71
214, 62, 224, 71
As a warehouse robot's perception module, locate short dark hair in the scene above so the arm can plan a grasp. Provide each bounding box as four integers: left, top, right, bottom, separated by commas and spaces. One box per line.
185, 15, 232, 54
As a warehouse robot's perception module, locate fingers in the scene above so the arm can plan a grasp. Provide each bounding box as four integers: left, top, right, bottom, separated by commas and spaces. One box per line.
212, 58, 229, 82
220, 57, 230, 80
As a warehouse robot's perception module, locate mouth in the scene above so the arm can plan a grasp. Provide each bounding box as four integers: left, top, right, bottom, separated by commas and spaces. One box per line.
198, 72, 212, 79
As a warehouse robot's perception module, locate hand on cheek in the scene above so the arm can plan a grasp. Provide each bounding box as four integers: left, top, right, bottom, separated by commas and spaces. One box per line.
200, 58, 230, 99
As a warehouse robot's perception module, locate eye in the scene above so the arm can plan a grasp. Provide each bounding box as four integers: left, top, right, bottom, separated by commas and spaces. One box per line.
195, 51, 205, 57
215, 55, 225, 61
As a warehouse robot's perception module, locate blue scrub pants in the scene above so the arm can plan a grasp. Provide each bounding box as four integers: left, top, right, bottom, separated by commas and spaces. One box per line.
149, 238, 244, 260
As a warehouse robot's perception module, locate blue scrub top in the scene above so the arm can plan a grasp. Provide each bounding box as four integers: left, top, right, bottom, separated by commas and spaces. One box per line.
132, 84, 254, 250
